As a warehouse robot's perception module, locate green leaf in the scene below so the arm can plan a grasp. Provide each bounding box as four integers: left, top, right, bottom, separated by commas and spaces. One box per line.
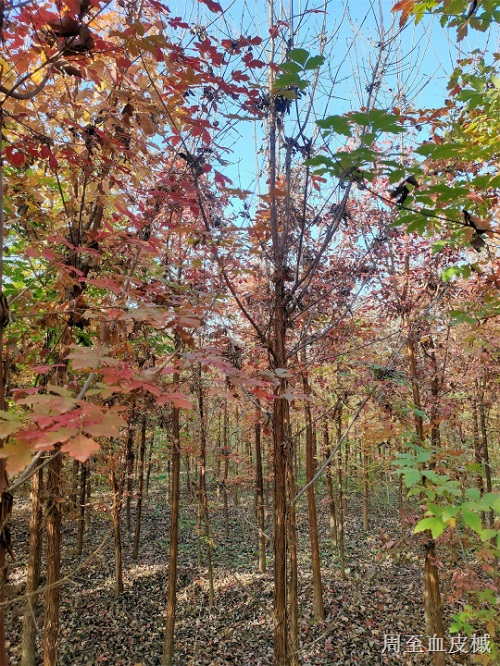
402, 468, 421, 486
442, 505, 460, 522
304, 55, 325, 70
442, 266, 462, 282
461, 508, 483, 534
480, 529, 498, 542
274, 72, 304, 88
348, 112, 372, 127
414, 517, 447, 539
407, 218, 428, 234
304, 156, 334, 168
432, 240, 447, 254
479, 492, 500, 513
465, 487, 481, 502
280, 61, 302, 74
422, 470, 441, 484
288, 48, 309, 65
415, 450, 432, 463
316, 115, 352, 136
416, 143, 460, 159
426, 502, 442, 517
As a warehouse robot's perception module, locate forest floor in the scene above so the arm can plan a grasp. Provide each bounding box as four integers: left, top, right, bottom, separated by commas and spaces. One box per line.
7, 477, 473, 665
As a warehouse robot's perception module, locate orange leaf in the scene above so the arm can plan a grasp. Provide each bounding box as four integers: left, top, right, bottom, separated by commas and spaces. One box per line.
391, 0, 416, 27
62, 434, 100, 462
0, 441, 33, 474
84, 410, 125, 438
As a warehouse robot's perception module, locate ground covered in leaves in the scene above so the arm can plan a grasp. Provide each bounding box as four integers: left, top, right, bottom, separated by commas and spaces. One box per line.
7, 476, 469, 665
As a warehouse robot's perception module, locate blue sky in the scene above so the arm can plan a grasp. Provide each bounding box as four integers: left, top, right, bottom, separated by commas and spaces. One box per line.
169, 0, 499, 194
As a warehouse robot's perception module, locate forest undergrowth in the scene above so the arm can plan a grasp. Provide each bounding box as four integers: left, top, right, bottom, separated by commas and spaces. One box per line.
6, 480, 465, 666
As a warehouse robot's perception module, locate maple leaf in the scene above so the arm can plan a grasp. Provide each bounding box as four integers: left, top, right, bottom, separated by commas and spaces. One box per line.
391, 0, 416, 27
0, 441, 33, 474
198, 0, 222, 12
0, 412, 22, 438
62, 434, 100, 462
83, 409, 125, 437
157, 393, 193, 409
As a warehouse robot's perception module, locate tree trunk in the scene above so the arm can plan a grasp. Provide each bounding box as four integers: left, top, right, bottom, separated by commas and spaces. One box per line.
273, 303, 289, 666
162, 394, 181, 666
76, 463, 87, 556
362, 446, 369, 531
85, 467, 92, 531
184, 454, 192, 495
21, 467, 43, 666
406, 320, 444, 666
336, 405, 346, 580
197, 365, 214, 609
287, 456, 299, 666
424, 541, 445, 666
43, 452, 63, 666
133, 416, 147, 560
125, 424, 134, 532
223, 401, 229, 539
255, 404, 266, 573
302, 358, 324, 621
145, 436, 154, 497
477, 377, 497, 568
109, 462, 124, 599
323, 418, 337, 549
0, 312, 11, 666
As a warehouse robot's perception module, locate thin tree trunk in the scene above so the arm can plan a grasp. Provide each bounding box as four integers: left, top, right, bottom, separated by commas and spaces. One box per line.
255, 404, 266, 573
286, 454, 299, 666
302, 357, 324, 621
145, 436, 153, 497
109, 462, 124, 599
362, 446, 369, 531
21, 467, 43, 666
405, 317, 444, 666
223, 401, 229, 538
76, 463, 87, 556
406, 334, 424, 442
184, 455, 192, 494
424, 541, 445, 666
398, 475, 404, 533
85, 467, 92, 531
197, 365, 214, 609
477, 378, 497, 569
323, 418, 337, 549
234, 407, 239, 508
336, 404, 346, 580
133, 416, 147, 560
125, 423, 134, 532
69, 459, 78, 512
43, 451, 63, 666
0, 113, 11, 666
163, 394, 181, 666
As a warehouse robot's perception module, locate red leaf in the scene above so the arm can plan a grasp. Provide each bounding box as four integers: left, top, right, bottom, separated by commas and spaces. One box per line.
62, 0, 81, 14
158, 393, 193, 409
10, 151, 26, 168
62, 434, 100, 463
198, 0, 222, 12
